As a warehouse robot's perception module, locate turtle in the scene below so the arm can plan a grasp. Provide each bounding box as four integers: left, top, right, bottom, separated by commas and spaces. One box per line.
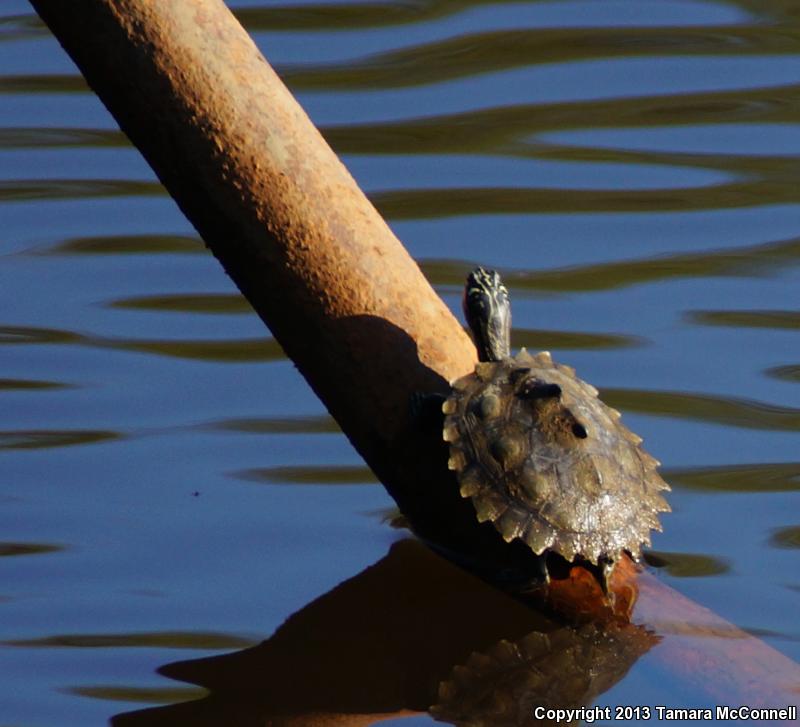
440, 267, 670, 590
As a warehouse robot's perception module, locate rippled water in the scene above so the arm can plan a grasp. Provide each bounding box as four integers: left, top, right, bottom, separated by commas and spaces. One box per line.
2, 0, 799, 724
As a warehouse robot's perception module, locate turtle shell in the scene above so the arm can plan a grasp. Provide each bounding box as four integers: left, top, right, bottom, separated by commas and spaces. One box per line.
443, 349, 670, 564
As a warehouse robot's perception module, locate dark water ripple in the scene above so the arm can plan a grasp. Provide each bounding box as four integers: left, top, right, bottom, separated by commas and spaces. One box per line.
0, 429, 121, 450
0, 12, 45, 42
370, 180, 800, 219
0, 73, 88, 94
0, 542, 64, 557
114, 338, 283, 363
280, 25, 797, 91
4, 631, 256, 649
644, 550, 731, 578
234, 465, 377, 485
604, 388, 800, 432
512, 328, 643, 351
323, 84, 800, 155
421, 236, 800, 293
688, 309, 800, 330
0, 325, 83, 345
0, 127, 125, 149
67, 685, 207, 705
0, 179, 164, 203
0, 378, 68, 391
766, 364, 800, 383
664, 462, 800, 493
205, 415, 339, 435
41, 234, 203, 256
109, 293, 251, 315
770, 525, 800, 549
0, 325, 284, 363
235, 0, 517, 32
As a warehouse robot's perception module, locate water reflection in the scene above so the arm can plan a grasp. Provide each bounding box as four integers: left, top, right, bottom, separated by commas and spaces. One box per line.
512, 328, 643, 351
5, 0, 800, 721
0, 541, 64, 557
5, 631, 255, 650
689, 309, 800, 330
0, 323, 284, 363
603, 388, 800, 431
42, 233, 203, 256
0, 178, 163, 202
0, 377, 67, 390
109, 293, 251, 315
0, 429, 120, 450
420, 235, 800, 293
643, 550, 730, 577
432, 623, 655, 726
0, 126, 124, 149
111, 540, 656, 726
205, 415, 339, 435
233, 464, 376, 485
0, 73, 87, 94
766, 364, 800, 383
770, 525, 800, 549
0, 12, 45, 42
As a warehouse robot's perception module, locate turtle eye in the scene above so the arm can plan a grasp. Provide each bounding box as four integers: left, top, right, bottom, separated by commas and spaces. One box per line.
571, 422, 588, 439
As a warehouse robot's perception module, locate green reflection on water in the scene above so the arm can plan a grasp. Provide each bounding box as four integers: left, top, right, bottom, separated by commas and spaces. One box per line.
234, 465, 377, 485
766, 364, 800, 383
0, 13, 45, 43
0, 429, 120, 450
370, 180, 800, 220
603, 388, 800, 431
0, 378, 68, 390
5, 631, 256, 650
281, 25, 796, 91
0, 325, 83, 345
42, 234, 203, 256
114, 338, 283, 363
688, 309, 800, 330
512, 327, 643, 351
206, 415, 339, 435
325, 83, 800, 156
645, 550, 730, 577
0, 127, 126, 150
0, 73, 88, 94
770, 525, 800, 549
109, 293, 251, 315
0, 324, 284, 364
236, 0, 518, 32
67, 685, 207, 705
0, 178, 164, 202
664, 462, 800, 492
0, 542, 64, 557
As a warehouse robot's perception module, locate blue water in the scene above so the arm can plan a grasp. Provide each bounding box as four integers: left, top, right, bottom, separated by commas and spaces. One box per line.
1, 0, 799, 724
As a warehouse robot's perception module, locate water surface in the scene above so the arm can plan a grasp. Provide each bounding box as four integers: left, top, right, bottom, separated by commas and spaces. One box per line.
1, 0, 799, 724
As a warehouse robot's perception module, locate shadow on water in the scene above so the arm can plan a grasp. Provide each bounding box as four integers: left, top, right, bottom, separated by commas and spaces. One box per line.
110, 540, 657, 726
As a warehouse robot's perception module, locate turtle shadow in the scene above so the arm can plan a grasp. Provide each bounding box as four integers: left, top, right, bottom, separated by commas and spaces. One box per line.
112, 539, 657, 726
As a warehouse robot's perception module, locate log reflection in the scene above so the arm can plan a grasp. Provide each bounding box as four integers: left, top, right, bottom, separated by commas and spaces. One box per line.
113, 540, 654, 726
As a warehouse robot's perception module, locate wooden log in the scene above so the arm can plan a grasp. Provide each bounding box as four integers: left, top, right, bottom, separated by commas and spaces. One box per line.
27, 0, 486, 552
29, 0, 800, 713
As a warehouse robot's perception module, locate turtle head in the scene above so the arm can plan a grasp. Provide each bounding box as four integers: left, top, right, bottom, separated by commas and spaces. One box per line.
463, 267, 511, 362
